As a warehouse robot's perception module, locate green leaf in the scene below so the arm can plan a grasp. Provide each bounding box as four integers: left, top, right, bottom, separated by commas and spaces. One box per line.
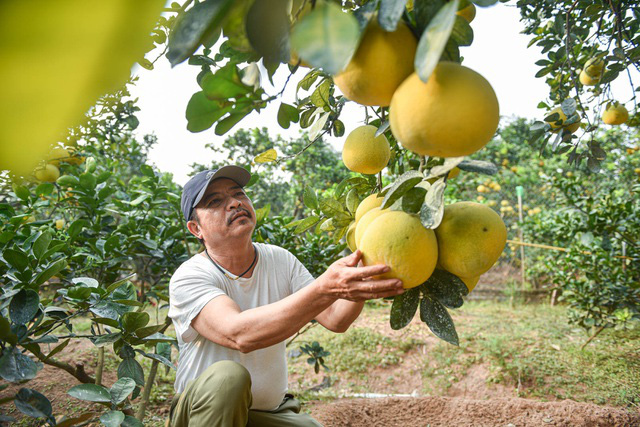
303, 187, 319, 211
44, 338, 71, 361
414, 0, 445, 32
14, 388, 53, 422
382, 171, 424, 209
423, 269, 468, 308
134, 324, 164, 339
67, 219, 88, 239
215, 111, 250, 136
297, 70, 320, 92
56, 174, 79, 187
0, 347, 41, 383
35, 258, 67, 286
10, 290, 40, 325
246, 0, 290, 63
310, 79, 332, 110
308, 111, 330, 140
117, 358, 145, 386
254, 149, 278, 164
277, 103, 300, 129
35, 183, 54, 197
32, 230, 52, 260
345, 188, 360, 215
141, 332, 176, 344
390, 287, 420, 330
186, 92, 230, 133
332, 119, 345, 137
3, 248, 29, 271
101, 411, 125, 427
122, 415, 145, 427
200, 63, 251, 100
470, 0, 497, 6
319, 197, 346, 217
109, 377, 136, 404
400, 186, 428, 214
415, 0, 458, 83
450, 15, 473, 47
68, 383, 111, 403
0, 316, 18, 346
79, 173, 97, 191
129, 194, 150, 206
54, 413, 94, 427
13, 185, 30, 201
94, 333, 122, 347
456, 160, 498, 175
255, 204, 271, 222
166, 0, 234, 66
419, 179, 446, 229
121, 312, 150, 333
72, 277, 99, 288
142, 352, 175, 370
290, 1, 361, 74
287, 216, 321, 234
420, 294, 459, 346
378, 0, 409, 31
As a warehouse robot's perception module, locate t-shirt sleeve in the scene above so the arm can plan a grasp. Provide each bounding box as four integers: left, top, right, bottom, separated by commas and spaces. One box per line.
287, 250, 316, 294
168, 262, 226, 343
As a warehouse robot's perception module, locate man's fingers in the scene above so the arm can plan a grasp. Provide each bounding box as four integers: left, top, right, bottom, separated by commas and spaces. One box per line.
350, 278, 403, 296
343, 249, 362, 267
350, 263, 390, 280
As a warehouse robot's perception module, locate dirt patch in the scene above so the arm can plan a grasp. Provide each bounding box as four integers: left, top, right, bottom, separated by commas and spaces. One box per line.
310, 396, 640, 427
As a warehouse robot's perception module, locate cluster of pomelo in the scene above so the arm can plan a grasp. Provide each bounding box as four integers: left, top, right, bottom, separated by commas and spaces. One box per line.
544, 55, 629, 132
32, 146, 84, 183
347, 195, 507, 292
333, 8, 505, 293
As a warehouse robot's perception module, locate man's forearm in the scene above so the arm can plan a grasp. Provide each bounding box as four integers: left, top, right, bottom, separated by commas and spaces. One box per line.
316, 300, 365, 333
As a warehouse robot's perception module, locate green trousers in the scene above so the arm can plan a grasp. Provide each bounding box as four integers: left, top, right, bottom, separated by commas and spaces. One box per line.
169, 360, 322, 427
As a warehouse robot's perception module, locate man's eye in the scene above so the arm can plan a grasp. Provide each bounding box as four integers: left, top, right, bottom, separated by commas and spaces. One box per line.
210, 199, 221, 205
236, 192, 245, 197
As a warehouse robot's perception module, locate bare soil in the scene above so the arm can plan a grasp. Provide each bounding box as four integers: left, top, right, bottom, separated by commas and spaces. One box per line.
310, 397, 640, 427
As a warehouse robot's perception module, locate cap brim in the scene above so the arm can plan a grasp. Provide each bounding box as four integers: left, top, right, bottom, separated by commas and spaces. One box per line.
192, 166, 252, 209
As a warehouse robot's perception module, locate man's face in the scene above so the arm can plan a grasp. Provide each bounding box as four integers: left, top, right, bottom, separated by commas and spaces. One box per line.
188, 178, 256, 244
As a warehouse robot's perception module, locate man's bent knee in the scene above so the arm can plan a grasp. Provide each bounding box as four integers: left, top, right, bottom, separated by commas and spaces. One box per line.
191, 360, 251, 404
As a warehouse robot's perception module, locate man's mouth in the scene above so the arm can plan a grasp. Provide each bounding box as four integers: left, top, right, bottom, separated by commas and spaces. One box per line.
229, 210, 251, 224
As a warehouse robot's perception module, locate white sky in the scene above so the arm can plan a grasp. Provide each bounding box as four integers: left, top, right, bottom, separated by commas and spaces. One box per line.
128, 3, 556, 185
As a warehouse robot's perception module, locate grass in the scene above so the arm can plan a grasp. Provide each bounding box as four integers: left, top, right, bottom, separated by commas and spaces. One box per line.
418, 301, 640, 406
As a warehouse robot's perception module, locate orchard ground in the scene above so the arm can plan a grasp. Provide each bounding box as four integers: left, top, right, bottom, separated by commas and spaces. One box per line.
3, 281, 639, 426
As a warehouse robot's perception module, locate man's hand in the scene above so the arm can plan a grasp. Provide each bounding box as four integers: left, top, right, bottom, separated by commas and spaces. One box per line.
317, 250, 404, 301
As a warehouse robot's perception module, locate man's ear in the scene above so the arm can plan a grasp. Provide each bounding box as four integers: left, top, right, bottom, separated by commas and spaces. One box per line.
186, 219, 201, 239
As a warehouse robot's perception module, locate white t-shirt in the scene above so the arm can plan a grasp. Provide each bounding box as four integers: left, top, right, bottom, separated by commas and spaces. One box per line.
168, 243, 315, 410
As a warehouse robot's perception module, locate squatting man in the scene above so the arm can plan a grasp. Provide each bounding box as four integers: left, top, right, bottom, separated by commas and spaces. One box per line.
167, 166, 405, 426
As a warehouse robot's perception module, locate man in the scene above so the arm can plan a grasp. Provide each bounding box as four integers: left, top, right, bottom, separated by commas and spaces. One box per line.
168, 166, 404, 426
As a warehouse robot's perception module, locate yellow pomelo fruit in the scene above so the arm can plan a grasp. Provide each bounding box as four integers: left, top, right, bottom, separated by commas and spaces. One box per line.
389, 62, 499, 158
545, 107, 580, 134
435, 201, 507, 278
360, 211, 438, 289
47, 146, 71, 166
457, 3, 476, 23
333, 20, 417, 107
602, 102, 629, 125
579, 69, 599, 86
355, 207, 389, 248
355, 193, 384, 222
583, 56, 605, 77
34, 164, 60, 182
346, 222, 357, 252
342, 125, 391, 175
461, 275, 480, 292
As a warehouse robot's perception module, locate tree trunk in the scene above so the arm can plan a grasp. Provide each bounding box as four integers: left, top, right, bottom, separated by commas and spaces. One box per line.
135, 359, 159, 421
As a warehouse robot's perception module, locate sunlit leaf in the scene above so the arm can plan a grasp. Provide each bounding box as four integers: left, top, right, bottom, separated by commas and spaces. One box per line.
290, 1, 360, 74
254, 149, 278, 164
415, 0, 459, 82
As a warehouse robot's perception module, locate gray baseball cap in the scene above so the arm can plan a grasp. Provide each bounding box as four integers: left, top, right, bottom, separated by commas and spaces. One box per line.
181, 166, 252, 222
